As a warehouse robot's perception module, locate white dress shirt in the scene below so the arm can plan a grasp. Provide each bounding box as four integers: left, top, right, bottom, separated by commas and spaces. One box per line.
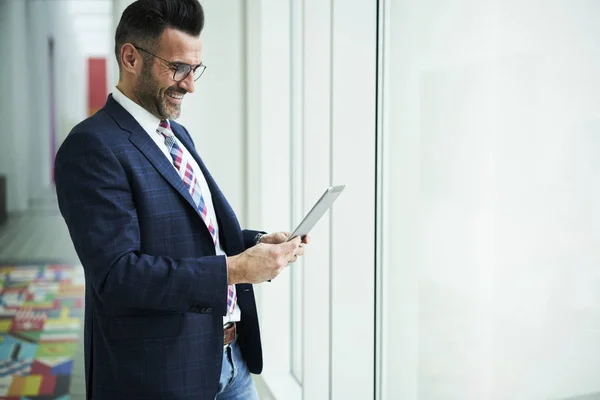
111, 88, 241, 324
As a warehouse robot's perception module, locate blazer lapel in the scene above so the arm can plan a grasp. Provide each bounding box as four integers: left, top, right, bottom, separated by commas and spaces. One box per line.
129, 131, 204, 215
172, 126, 243, 255
103, 96, 201, 216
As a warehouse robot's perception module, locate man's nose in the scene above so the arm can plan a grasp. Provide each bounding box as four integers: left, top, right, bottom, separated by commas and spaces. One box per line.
178, 71, 195, 94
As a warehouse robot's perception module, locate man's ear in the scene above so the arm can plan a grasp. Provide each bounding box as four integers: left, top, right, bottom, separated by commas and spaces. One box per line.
120, 43, 141, 74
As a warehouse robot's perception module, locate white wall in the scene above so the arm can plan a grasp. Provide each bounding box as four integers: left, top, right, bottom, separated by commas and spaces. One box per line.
384, 0, 600, 398
0, 0, 30, 211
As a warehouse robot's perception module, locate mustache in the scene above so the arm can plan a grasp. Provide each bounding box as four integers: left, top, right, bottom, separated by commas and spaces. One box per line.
167, 87, 187, 95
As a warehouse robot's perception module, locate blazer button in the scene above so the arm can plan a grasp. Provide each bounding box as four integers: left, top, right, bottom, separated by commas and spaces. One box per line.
189, 306, 198, 312
200, 307, 212, 314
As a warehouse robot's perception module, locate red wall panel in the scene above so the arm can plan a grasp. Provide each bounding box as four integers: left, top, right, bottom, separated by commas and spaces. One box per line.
88, 58, 107, 116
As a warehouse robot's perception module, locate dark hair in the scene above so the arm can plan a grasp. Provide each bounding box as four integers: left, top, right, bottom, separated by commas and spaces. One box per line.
114, 0, 204, 68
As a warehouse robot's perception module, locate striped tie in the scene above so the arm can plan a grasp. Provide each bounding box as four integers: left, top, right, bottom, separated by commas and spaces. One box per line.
157, 120, 236, 314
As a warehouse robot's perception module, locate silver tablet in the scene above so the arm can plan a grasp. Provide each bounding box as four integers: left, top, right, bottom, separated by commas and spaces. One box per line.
286, 185, 346, 242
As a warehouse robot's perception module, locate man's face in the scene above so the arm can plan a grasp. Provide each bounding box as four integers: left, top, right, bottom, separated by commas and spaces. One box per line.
134, 28, 203, 120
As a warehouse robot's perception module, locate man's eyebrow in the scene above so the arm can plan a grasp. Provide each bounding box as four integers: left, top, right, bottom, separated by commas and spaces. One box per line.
169, 57, 202, 66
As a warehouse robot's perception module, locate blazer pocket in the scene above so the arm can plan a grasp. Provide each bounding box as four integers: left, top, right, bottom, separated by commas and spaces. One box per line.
109, 313, 184, 341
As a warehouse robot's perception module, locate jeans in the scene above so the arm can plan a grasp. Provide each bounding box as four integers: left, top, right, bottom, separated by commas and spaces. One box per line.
215, 336, 260, 400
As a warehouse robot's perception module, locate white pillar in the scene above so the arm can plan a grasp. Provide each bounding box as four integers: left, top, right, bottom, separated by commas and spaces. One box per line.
50, 0, 86, 150
0, 2, 10, 186
27, 0, 52, 197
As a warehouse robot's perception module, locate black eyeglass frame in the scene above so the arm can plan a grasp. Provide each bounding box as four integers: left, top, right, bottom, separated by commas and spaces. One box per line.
134, 45, 206, 82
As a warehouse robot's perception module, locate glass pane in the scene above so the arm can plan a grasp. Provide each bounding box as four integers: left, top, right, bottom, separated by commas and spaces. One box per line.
291, 258, 304, 384
385, 0, 600, 398
290, 0, 304, 384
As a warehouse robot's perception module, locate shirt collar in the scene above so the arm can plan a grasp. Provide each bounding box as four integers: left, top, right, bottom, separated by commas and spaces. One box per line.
111, 87, 164, 136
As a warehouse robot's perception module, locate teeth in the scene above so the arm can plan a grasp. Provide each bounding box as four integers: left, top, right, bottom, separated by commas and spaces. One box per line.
168, 93, 183, 99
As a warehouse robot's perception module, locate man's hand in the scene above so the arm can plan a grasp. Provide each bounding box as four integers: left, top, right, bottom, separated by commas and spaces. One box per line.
227, 234, 309, 284
259, 231, 311, 246
258, 232, 310, 267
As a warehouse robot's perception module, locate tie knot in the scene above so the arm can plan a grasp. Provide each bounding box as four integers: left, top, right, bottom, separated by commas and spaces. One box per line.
157, 119, 174, 139
159, 119, 171, 131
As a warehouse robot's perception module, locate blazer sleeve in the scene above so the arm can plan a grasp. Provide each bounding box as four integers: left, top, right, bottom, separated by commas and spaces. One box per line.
54, 131, 229, 315
241, 230, 266, 250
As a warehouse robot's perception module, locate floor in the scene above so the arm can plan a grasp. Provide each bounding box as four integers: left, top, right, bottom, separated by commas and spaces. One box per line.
0, 189, 78, 265
0, 189, 85, 399
0, 187, 273, 399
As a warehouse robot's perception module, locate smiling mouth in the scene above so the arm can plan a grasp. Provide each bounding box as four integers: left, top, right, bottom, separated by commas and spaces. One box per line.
167, 92, 184, 101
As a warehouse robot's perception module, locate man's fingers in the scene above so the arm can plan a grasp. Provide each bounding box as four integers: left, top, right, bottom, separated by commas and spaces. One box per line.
268, 237, 301, 268
275, 232, 292, 242
276, 232, 288, 242
288, 236, 301, 248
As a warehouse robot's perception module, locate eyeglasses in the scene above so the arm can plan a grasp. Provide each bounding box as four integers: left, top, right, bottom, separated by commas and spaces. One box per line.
134, 46, 206, 82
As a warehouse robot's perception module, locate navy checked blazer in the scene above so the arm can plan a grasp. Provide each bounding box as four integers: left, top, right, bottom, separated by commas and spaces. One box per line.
54, 95, 263, 400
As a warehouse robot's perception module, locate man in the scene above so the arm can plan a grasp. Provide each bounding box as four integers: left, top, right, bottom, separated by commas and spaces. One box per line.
54, 0, 307, 398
